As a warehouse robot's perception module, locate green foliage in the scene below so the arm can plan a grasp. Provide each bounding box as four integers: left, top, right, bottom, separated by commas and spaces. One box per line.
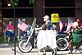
8, 0, 34, 6
29, 0, 34, 4
0, 37, 4, 44
8, 0, 18, 7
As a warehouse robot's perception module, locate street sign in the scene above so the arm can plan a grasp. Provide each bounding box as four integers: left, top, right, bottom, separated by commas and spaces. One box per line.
51, 13, 59, 23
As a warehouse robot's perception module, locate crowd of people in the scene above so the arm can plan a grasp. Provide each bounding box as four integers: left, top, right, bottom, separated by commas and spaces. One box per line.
2, 15, 82, 54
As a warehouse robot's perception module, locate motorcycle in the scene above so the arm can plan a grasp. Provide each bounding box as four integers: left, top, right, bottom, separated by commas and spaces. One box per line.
18, 24, 37, 53
18, 17, 38, 53
18, 28, 69, 53
18, 18, 69, 53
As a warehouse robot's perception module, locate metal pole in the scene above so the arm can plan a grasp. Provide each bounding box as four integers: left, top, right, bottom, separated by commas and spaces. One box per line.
13, 0, 16, 55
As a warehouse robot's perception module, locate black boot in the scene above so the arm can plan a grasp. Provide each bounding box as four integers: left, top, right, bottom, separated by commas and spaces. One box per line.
52, 48, 57, 55
43, 54, 46, 55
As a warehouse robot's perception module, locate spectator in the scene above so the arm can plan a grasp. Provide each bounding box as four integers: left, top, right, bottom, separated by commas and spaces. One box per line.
69, 22, 82, 53
61, 22, 67, 32
5, 20, 14, 42
76, 18, 82, 27
37, 24, 57, 55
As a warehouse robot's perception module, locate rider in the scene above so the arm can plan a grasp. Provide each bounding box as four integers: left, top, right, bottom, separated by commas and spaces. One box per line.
35, 15, 53, 31
43, 15, 53, 30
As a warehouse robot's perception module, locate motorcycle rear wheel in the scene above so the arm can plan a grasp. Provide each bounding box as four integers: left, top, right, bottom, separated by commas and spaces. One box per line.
57, 38, 68, 51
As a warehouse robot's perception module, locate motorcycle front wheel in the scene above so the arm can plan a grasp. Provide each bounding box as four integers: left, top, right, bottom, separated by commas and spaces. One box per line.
18, 40, 32, 53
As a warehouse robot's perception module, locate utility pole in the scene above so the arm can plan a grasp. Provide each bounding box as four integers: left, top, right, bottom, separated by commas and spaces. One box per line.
13, 0, 16, 55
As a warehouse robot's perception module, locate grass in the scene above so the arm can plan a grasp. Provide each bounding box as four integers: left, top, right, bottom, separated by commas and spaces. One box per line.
0, 37, 5, 44
0, 36, 18, 46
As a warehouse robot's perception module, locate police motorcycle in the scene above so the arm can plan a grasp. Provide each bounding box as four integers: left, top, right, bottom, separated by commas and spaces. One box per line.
18, 18, 68, 53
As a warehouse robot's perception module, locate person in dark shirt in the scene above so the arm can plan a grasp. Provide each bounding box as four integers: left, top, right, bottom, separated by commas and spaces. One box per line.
43, 15, 53, 30
61, 23, 67, 32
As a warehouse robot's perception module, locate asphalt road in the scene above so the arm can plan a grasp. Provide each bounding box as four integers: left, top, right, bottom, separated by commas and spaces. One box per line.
0, 47, 82, 55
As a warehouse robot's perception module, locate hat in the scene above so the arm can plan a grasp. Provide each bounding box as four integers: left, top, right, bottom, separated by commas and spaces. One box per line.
73, 22, 78, 28
43, 15, 49, 19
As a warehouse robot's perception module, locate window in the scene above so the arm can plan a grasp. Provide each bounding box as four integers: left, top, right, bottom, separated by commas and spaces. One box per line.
2, 9, 33, 18
2, 0, 34, 18
45, 8, 75, 17
2, 0, 34, 7
45, 0, 75, 17
45, 0, 75, 7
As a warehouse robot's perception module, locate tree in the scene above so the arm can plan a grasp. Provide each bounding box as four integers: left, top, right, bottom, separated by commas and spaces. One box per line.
29, 0, 34, 4
8, 0, 18, 7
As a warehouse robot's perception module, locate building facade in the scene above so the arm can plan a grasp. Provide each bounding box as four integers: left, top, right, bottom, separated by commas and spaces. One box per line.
0, 0, 82, 36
